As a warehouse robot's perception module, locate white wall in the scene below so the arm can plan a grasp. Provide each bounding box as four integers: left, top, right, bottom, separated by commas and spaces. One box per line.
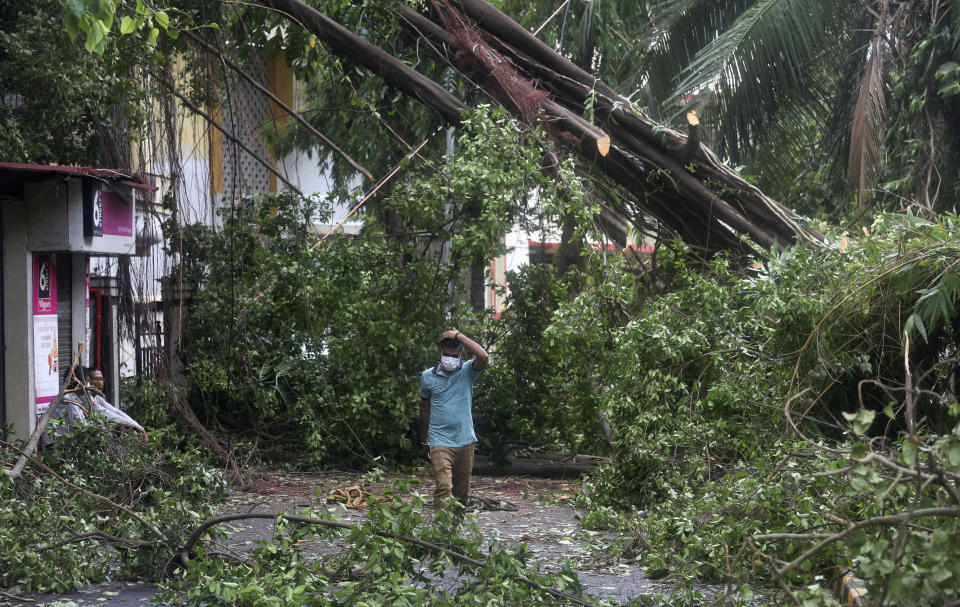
279, 148, 363, 229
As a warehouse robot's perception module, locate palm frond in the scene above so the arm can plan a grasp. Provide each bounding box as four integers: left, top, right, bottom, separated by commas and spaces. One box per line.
670, 0, 868, 159
577, 0, 599, 64
952, 0, 960, 57
629, 0, 754, 111
848, 35, 887, 208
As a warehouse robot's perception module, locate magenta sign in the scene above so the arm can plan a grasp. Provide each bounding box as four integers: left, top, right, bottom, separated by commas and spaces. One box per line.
33, 254, 59, 405
102, 190, 133, 237
32, 254, 57, 315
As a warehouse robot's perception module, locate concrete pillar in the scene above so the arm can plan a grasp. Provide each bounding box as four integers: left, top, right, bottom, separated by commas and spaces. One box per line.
71, 255, 89, 368
2, 201, 36, 441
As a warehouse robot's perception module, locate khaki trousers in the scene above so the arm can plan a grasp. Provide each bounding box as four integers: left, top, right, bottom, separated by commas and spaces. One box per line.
430, 444, 474, 512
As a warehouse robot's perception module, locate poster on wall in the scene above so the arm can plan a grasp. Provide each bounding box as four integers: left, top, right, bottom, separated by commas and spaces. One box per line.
33, 254, 59, 411
85, 258, 91, 366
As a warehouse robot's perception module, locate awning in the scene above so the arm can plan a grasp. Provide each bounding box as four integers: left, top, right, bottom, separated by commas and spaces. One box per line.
0, 162, 158, 193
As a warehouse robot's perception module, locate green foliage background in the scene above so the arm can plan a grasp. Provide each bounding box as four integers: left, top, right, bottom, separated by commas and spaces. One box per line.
168, 107, 587, 467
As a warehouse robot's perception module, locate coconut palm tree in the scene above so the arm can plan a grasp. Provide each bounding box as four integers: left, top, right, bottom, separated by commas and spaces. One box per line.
630, 0, 960, 216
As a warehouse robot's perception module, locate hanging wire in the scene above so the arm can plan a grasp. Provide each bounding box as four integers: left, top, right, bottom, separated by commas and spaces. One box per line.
533, 0, 571, 36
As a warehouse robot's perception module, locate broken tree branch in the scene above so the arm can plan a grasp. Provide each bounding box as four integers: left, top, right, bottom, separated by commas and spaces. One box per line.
684, 111, 701, 164
258, 0, 469, 124
258, 0, 823, 253
168, 386, 242, 483
7, 351, 81, 481
37, 530, 159, 554
169, 512, 597, 606
451, 0, 822, 246
0, 439, 164, 539
757, 506, 960, 578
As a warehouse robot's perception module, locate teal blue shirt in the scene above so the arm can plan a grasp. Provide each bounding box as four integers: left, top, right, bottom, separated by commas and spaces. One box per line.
420, 359, 483, 447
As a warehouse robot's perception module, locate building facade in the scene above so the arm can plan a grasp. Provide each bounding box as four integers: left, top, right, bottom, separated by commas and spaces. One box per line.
0, 163, 154, 441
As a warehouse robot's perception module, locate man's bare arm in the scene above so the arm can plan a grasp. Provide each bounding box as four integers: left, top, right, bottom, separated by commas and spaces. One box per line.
419, 398, 431, 460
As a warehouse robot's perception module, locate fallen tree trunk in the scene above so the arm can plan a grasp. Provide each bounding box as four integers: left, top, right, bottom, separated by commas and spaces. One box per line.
259, 0, 823, 253
420, 0, 824, 250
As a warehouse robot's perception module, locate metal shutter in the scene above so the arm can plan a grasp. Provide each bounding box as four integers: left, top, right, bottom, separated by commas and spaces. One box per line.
56, 254, 72, 384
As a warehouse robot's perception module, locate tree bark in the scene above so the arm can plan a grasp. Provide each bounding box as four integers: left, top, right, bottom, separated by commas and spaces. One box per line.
259, 0, 468, 124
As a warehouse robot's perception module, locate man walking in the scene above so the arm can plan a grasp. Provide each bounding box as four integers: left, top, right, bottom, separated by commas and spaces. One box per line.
420, 328, 488, 517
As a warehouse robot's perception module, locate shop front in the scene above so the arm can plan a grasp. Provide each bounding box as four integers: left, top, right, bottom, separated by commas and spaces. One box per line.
0, 163, 153, 440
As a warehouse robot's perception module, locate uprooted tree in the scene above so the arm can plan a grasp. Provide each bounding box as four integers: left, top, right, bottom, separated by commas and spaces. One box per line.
255, 0, 823, 254
50, 0, 824, 253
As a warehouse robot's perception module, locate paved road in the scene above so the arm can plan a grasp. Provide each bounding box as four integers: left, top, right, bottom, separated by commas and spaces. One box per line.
2, 460, 679, 606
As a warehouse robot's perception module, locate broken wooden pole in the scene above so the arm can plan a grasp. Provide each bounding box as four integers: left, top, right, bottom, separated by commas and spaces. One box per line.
684, 112, 701, 164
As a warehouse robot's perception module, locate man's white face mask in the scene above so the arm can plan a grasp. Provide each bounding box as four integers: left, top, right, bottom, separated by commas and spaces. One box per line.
440, 355, 462, 372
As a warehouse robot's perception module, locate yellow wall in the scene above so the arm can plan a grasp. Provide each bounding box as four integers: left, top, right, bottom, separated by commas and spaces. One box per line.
209, 106, 223, 198
267, 53, 295, 193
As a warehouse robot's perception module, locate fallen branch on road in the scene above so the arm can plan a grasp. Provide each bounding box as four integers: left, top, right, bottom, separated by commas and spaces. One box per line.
37, 530, 159, 554
168, 512, 598, 607
0, 439, 164, 539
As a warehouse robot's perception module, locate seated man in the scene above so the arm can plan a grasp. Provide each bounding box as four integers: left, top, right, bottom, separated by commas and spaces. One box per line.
40, 367, 148, 447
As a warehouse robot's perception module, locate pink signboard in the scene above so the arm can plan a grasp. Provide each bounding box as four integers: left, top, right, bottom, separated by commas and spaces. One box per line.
33, 254, 59, 406
85, 258, 91, 365
101, 190, 133, 237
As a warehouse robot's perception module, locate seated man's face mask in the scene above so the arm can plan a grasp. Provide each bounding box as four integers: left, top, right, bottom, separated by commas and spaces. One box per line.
91, 379, 105, 392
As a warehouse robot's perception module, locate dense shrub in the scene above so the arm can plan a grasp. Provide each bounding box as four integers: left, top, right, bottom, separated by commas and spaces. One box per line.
0, 422, 226, 593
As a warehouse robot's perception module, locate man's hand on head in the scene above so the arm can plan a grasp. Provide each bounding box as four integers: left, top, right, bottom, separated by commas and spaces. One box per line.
441, 329, 460, 341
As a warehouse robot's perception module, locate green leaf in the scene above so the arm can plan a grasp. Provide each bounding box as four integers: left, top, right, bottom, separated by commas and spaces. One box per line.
933, 564, 953, 583
94, 0, 116, 23
64, 0, 84, 17
937, 81, 960, 99
63, 14, 81, 40
901, 440, 919, 465
154, 10, 170, 30
935, 61, 960, 82
120, 16, 136, 35
842, 408, 876, 435
905, 313, 928, 341
876, 558, 896, 575
946, 442, 960, 469
147, 27, 159, 46
84, 22, 104, 53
